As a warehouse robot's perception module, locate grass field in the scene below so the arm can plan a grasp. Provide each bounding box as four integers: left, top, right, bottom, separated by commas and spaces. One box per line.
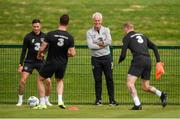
0, 104, 180, 118
0, 0, 180, 118
0, 0, 180, 45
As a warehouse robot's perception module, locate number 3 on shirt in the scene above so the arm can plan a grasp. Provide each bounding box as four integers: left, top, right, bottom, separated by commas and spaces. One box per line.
34, 43, 40, 51
57, 38, 64, 47
136, 35, 144, 44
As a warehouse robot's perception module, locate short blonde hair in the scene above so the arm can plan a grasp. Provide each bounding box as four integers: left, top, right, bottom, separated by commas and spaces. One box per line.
123, 22, 134, 29
92, 12, 103, 19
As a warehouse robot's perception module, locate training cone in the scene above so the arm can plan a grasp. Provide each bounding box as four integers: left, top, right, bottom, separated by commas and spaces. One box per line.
68, 106, 79, 111
156, 62, 165, 80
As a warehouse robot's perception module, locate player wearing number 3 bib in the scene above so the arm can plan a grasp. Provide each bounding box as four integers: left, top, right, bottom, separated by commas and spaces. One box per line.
118, 22, 167, 110
33, 14, 76, 109
16, 19, 52, 107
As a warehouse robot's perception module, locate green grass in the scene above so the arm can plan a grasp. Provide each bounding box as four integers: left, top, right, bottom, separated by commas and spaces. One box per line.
0, 0, 180, 45
0, 104, 180, 118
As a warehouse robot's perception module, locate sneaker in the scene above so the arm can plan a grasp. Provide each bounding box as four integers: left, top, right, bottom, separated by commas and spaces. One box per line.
33, 104, 47, 109
160, 92, 167, 107
16, 102, 23, 106
46, 101, 53, 106
95, 100, 102, 106
109, 100, 119, 106
131, 105, 142, 110
16, 100, 23, 106
58, 102, 66, 109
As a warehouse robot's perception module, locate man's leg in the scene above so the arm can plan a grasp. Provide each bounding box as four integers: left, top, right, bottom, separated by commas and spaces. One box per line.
127, 74, 142, 110
92, 57, 103, 105
93, 68, 103, 105
141, 80, 167, 107
56, 79, 66, 109
103, 61, 117, 106
16, 72, 30, 106
45, 78, 52, 106
33, 75, 47, 109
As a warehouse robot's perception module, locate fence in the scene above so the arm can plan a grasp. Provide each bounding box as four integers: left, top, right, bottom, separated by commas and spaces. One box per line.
0, 45, 179, 105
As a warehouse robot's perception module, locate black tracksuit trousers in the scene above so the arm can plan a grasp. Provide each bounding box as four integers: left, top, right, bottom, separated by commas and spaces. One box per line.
91, 54, 115, 103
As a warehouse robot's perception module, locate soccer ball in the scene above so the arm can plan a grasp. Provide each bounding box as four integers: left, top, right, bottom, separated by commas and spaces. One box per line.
27, 96, 39, 107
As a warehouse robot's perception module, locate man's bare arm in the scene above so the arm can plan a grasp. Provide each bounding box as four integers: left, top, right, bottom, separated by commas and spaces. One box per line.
37, 41, 48, 59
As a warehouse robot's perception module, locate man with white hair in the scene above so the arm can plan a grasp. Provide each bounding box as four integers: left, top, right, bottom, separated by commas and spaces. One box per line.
86, 12, 118, 106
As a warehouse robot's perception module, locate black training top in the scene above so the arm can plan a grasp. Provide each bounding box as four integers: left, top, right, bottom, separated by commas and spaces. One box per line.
44, 30, 74, 65
118, 31, 160, 63
19, 31, 45, 65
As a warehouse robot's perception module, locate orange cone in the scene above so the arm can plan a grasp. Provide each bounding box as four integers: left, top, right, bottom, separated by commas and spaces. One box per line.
68, 106, 79, 111
156, 62, 165, 80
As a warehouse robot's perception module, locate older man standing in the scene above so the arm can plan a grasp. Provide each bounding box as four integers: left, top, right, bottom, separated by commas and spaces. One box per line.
86, 12, 118, 106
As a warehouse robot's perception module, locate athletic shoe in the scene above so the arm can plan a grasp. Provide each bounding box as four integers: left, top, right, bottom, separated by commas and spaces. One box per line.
33, 104, 47, 109
109, 100, 119, 106
58, 102, 66, 109
131, 105, 142, 110
46, 101, 53, 106
160, 92, 167, 107
16, 102, 22, 106
95, 100, 102, 106
16, 100, 23, 106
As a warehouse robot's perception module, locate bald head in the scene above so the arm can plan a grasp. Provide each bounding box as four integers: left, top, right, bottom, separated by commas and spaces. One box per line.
123, 22, 134, 34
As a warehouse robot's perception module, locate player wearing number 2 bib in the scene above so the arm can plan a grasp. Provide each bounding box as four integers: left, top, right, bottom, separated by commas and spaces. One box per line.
16, 19, 52, 107
118, 22, 167, 110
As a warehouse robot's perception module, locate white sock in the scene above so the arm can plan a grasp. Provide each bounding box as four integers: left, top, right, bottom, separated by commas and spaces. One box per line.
45, 96, 49, 102
155, 90, 162, 97
18, 95, 23, 102
58, 95, 63, 103
40, 97, 45, 105
133, 96, 141, 106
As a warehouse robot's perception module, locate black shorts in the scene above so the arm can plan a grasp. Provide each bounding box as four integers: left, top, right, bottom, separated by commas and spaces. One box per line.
22, 61, 44, 74
128, 56, 151, 80
39, 61, 67, 79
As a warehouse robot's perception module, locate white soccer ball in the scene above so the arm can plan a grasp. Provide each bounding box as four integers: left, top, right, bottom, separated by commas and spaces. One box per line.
27, 96, 39, 107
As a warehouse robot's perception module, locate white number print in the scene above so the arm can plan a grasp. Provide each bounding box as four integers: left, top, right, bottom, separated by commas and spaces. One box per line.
34, 43, 40, 51
136, 35, 144, 44
57, 38, 64, 47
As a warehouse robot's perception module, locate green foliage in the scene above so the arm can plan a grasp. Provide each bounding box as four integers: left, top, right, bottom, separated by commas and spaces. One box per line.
0, 0, 180, 45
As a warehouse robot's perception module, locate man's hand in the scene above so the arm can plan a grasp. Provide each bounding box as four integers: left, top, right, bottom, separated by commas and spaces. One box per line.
37, 41, 48, 60
67, 47, 76, 57
97, 39, 105, 48
37, 52, 44, 60
18, 65, 23, 73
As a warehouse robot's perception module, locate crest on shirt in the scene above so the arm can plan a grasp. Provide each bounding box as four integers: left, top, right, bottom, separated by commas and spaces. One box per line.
32, 39, 35, 43
24, 66, 28, 70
